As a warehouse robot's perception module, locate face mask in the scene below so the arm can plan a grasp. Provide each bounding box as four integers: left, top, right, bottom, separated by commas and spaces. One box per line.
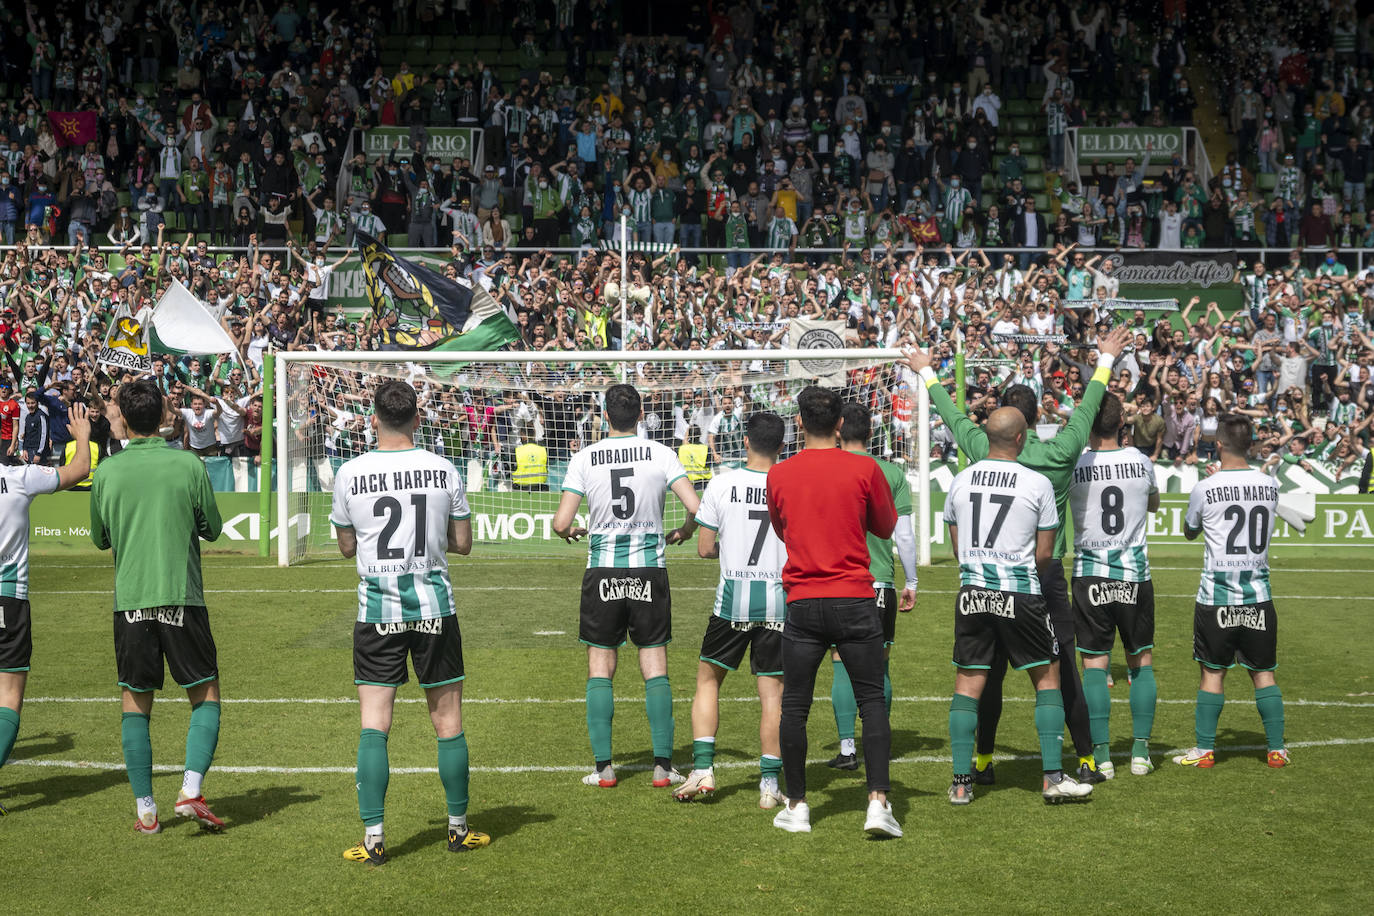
952, 87, 961, 94
1323, 321, 1334, 328
844, 125, 853, 133
662, 106, 671, 115
967, 142, 976, 149
315, 258, 325, 266
822, 167, 831, 174
389, 169, 397, 176
698, 82, 707, 91
1326, 257, 1336, 265
538, 180, 548, 189
715, 55, 724, 63
662, 154, 671, 162
1010, 146, 1019, 155
1223, 179, 1232, 188
950, 179, 960, 188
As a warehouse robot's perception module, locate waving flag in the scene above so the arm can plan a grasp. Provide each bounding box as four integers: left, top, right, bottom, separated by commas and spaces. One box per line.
356, 231, 516, 351
149, 279, 238, 357
47, 111, 97, 148
98, 303, 152, 373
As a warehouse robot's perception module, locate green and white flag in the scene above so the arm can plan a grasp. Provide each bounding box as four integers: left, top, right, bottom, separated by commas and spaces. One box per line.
150, 279, 238, 357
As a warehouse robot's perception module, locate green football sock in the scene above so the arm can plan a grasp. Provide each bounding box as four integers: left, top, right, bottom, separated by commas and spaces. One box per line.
1195, 690, 1224, 750
830, 659, 857, 741
644, 675, 674, 760
759, 754, 782, 780
437, 732, 469, 818
356, 728, 389, 827
120, 711, 154, 801
883, 658, 893, 715
0, 706, 19, 769
183, 700, 220, 777
1254, 685, 1285, 752
948, 694, 980, 776
1034, 689, 1066, 773
1129, 665, 1157, 758
585, 677, 614, 765
692, 737, 715, 770
1082, 666, 1111, 765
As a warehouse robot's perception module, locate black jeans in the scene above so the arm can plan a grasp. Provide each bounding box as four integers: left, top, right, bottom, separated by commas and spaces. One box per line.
780, 596, 891, 799
975, 561, 1093, 758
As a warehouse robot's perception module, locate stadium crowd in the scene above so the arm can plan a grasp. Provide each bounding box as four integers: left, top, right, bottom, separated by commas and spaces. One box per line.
0, 0, 1371, 486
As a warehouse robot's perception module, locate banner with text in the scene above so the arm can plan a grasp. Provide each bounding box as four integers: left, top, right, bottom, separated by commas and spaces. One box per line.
1075, 127, 1184, 161
359, 127, 484, 169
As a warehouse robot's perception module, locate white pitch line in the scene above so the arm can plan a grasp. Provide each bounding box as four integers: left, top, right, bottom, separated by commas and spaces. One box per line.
7, 736, 1372, 776
23, 695, 1374, 708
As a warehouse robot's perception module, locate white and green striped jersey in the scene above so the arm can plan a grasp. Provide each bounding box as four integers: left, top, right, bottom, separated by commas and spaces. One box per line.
695, 468, 787, 624
943, 459, 1058, 595
1184, 469, 1277, 605
562, 434, 688, 569
1070, 448, 1157, 582
329, 448, 470, 623
627, 188, 652, 222
708, 409, 746, 463
0, 465, 60, 599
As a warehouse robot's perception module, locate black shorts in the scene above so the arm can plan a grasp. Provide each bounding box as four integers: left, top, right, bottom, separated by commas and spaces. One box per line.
114, 606, 218, 692
876, 587, 898, 646
353, 615, 465, 688
0, 598, 32, 672
1072, 577, 1156, 656
953, 586, 1059, 671
1193, 601, 1278, 671
579, 567, 671, 649
699, 615, 783, 676
1039, 560, 1072, 626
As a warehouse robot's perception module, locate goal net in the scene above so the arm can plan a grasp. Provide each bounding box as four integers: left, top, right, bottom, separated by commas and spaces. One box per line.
273, 349, 931, 565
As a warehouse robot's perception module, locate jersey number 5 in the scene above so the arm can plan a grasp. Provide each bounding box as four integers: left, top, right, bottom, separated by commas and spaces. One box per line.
375, 494, 427, 559
610, 468, 636, 520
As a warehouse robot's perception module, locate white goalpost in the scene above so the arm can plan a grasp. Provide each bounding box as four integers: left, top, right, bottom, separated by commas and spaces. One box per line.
272, 348, 933, 567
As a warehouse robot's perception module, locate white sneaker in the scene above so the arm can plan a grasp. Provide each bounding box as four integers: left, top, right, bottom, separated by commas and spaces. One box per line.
1042, 772, 1094, 804
1130, 756, 1155, 776
1098, 760, 1116, 780
581, 765, 617, 787
772, 801, 811, 833
863, 799, 902, 838
758, 786, 786, 810
672, 768, 715, 801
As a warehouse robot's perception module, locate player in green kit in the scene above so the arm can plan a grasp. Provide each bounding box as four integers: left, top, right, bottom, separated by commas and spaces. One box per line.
89, 380, 225, 834
827, 403, 917, 770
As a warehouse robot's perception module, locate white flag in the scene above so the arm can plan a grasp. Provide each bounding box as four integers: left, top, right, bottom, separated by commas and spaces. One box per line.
785, 317, 850, 386
150, 279, 238, 357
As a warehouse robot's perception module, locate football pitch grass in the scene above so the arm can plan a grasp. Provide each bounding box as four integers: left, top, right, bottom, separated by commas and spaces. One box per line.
4, 548, 1371, 914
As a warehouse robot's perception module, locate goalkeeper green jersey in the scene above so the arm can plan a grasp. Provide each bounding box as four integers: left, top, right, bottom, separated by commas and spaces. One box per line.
89, 437, 223, 610
867, 455, 911, 589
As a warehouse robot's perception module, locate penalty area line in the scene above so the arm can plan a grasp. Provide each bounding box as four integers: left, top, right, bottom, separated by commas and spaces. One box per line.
7, 736, 1372, 776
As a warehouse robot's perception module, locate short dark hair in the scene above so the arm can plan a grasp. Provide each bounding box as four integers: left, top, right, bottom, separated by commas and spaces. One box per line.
373, 379, 418, 431
1217, 414, 1254, 455
744, 411, 785, 456
1092, 393, 1124, 438
1002, 384, 1039, 427
797, 386, 842, 436
604, 383, 641, 431
119, 379, 164, 435
839, 402, 872, 444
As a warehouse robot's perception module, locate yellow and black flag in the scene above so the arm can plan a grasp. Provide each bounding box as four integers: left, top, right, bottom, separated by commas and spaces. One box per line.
355, 232, 517, 351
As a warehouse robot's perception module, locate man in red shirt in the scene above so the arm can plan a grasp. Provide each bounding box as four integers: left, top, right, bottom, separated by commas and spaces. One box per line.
766, 386, 900, 838
0, 381, 20, 464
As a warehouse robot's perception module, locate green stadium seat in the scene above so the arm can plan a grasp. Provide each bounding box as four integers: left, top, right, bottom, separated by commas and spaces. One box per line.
388, 233, 409, 248
1257, 173, 1277, 192
1006, 99, 1037, 117
980, 192, 995, 210
1009, 117, 1033, 134
454, 36, 477, 51
1033, 193, 1050, 211
1023, 153, 1044, 172
981, 174, 996, 192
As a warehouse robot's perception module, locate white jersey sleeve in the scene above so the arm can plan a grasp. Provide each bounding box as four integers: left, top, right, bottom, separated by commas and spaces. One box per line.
330, 449, 465, 623
697, 468, 787, 624
945, 459, 1056, 596
1070, 447, 1158, 582
0, 465, 60, 599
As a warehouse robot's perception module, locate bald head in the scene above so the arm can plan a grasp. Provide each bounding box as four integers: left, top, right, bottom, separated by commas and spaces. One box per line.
985, 407, 1027, 458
